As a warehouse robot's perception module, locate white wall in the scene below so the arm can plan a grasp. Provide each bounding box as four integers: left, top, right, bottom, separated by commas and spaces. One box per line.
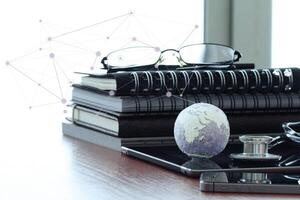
272, 1, 300, 66
205, 0, 272, 67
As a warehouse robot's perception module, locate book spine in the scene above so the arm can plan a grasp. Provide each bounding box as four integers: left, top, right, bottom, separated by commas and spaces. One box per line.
114, 68, 300, 96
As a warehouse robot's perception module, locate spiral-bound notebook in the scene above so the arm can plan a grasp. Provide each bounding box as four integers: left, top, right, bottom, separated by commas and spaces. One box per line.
72, 85, 300, 113
76, 68, 300, 96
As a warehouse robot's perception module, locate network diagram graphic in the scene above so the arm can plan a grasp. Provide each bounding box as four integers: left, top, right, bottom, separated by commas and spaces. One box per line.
5, 11, 202, 111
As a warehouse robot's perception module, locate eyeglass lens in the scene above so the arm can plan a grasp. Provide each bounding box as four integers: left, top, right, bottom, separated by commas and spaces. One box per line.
105, 44, 237, 69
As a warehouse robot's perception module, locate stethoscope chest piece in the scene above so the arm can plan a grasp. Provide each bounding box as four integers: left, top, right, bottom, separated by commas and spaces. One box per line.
230, 135, 281, 161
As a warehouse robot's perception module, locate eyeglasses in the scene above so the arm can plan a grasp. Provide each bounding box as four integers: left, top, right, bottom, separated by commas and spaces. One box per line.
101, 43, 242, 72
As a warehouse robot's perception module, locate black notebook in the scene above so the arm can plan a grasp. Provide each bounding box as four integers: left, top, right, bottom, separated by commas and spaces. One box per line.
72, 85, 300, 113
62, 121, 175, 151
71, 104, 300, 137
77, 68, 300, 96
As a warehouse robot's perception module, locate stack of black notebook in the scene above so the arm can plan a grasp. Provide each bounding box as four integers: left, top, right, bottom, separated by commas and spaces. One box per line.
62, 67, 300, 151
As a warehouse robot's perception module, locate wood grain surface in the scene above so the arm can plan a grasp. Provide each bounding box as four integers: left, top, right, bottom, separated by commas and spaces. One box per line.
0, 109, 299, 200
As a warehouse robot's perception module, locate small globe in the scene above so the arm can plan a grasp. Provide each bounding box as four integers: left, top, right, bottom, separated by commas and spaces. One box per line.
174, 103, 230, 158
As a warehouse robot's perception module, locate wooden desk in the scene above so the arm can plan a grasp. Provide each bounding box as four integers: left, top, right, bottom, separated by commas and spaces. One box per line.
1, 110, 299, 200
59, 136, 300, 200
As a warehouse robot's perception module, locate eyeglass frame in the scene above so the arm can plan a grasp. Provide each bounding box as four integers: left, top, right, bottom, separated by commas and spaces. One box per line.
101, 43, 242, 72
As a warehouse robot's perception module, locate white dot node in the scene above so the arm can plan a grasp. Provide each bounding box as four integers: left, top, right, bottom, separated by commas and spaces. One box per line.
47, 37, 52, 41
49, 53, 55, 58
132, 37, 137, 41
5, 61, 10, 66
180, 94, 183, 97
166, 91, 172, 97
61, 98, 67, 104
109, 90, 115, 96
194, 24, 199, 29
154, 64, 159, 69
284, 69, 292, 77
273, 70, 280, 76
96, 51, 101, 57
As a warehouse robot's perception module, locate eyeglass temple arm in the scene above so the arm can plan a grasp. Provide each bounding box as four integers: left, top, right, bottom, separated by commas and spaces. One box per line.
234, 51, 242, 62
101, 57, 108, 69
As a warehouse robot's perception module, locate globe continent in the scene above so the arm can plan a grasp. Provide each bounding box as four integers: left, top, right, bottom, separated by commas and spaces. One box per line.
174, 103, 230, 158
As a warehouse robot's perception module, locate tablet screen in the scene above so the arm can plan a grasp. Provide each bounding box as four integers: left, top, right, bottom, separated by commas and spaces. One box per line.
122, 143, 300, 176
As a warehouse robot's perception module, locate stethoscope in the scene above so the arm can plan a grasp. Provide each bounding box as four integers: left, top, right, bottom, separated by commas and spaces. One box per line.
269, 121, 300, 148
230, 121, 300, 162
229, 122, 300, 182
278, 149, 300, 184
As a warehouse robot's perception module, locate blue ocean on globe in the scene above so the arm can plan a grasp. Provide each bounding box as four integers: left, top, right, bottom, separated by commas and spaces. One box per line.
174, 103, 230, 158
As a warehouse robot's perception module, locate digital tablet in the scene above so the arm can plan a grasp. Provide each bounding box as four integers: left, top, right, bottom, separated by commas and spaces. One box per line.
121, 143, 300, 177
